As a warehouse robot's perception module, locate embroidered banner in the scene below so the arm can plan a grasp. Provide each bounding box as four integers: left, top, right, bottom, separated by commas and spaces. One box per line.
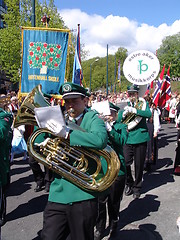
20, 27, 70, 95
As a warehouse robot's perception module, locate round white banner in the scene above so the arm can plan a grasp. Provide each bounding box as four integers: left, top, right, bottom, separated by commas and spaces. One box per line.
123, 50, 160, 85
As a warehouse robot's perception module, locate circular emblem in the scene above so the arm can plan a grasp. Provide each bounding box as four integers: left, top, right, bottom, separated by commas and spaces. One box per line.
63, 84, 72, 92
123, 50, 160, 85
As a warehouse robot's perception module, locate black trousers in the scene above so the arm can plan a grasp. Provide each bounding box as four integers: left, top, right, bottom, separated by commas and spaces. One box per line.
96, 175, 126, 232
41, 199, 98, 240
123, 142, 147, 193
28, 156, 53, 185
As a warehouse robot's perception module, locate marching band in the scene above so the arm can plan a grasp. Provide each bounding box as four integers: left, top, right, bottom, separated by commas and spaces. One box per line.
0, 81, 180, 240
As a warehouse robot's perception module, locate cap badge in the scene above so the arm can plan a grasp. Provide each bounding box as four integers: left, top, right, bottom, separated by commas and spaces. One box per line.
63, 84, 71, 92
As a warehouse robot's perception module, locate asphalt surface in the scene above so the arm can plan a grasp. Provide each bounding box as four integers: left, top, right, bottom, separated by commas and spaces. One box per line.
1, 122, 180, 240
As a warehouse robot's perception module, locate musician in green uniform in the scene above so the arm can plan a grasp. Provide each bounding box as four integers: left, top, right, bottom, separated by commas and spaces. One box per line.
95, 102, 128, 240
0, 109, 13, 230
41, 83, 108, 240
117, 85, 151, 199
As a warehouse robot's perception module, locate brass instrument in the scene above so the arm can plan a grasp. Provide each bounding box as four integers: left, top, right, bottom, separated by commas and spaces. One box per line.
122, 97, 146, 130
28, 128, 120, 192
14, 84, 120, 192
14, 85, 50, 128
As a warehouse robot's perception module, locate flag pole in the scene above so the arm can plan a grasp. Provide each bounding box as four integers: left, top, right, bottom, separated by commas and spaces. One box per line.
114, 55, 116, 93
106, 44, 108, 96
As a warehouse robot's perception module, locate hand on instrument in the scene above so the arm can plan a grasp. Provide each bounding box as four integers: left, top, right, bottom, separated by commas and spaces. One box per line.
45, 119, 69, 139
105, 121, 112, 132
122, 109, 129, 118
125, 106, 137, 114
35, 138, 50, 147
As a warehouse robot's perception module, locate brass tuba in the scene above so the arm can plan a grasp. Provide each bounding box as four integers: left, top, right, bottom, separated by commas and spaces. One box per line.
14, 85, 120, 192
122, 97, 146, 130
14, 84, 50, 128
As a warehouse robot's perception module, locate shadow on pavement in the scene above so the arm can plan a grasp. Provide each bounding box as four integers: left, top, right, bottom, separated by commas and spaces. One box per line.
32, 230, 42, 240
142, 165, 174, 194
158, 134, 177, 148
6, 173, 34, 197
120, 194, 160, 228
6, 194, 48, 223
99, 195, 162, 240
109, 223, 163, 240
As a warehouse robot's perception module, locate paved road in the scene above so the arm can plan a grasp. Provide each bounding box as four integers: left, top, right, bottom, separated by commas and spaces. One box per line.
1, 122, 180, 240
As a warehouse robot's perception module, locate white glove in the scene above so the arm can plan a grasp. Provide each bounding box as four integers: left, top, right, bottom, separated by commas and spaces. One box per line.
45, 119, 69, 139
125, 106, 137, 114
35, 138, 50, 147
105, 122, 112, 132
122, 109, 129, 118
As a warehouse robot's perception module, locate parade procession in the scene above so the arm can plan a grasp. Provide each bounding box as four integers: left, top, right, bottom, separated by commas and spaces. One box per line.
0, 1, 180, 240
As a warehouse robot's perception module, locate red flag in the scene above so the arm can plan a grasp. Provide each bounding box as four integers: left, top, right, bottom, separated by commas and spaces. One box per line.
150, 80, 153, 89
158, 65, 171, 108
153, 64, 165, 106
144, 84, 150, 96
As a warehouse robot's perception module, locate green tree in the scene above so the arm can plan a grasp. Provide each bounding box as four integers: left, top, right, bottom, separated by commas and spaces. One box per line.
115, 47, 128, 92
0, 0, 67, 83
157, 32, 180, 78
0, 0, 21, 83
82, 47, 129, 93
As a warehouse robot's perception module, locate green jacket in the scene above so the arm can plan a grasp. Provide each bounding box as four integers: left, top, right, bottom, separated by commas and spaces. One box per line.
117, 101, 151, 144
48, 110, 108, 204
108, 122, 128, 176
0, 109, 13, 187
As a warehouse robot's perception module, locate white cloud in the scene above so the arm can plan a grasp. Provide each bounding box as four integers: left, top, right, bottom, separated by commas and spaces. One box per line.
60, 8, 180, 59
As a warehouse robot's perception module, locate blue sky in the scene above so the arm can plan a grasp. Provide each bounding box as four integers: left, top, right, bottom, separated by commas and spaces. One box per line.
51, 0, 180, 59
56, 0, 180, 27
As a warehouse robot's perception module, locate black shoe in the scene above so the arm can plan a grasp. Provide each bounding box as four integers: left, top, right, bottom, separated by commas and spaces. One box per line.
124, 184, 133, 196
34, 181, 44, 192
133, 192, 140, 199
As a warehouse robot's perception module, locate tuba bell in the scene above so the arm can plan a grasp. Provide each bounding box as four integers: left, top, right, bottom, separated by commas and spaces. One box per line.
14, 85, 120, 192
14, 85, 50, 128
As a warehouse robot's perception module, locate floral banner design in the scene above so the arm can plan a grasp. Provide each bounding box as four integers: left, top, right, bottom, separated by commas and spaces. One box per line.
20, 27, 69, 95
28, 42, 62, 70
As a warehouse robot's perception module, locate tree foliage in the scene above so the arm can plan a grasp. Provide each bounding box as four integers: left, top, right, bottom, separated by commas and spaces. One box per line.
157, 32, 180, 77
0, 0, 21, 82
82, 47, 128, 93
0, 0, 68, 83
1, 0, 179, 93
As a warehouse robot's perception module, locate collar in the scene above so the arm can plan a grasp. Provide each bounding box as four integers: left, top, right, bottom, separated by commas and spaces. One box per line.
69, 112, 84, 122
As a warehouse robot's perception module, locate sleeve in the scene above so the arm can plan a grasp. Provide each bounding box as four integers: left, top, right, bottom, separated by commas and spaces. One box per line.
117, 110, 124, 123
136, 101, 152, 118
69, 114, 108, 150
0, 120, 11, 141
108, 123, 128, 146
153, 110, 161, 134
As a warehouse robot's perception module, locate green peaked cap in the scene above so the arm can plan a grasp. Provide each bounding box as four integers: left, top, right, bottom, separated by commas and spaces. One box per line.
109, 102, 120, 112
127, 84, 139, 92
59, 82, 90, 99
